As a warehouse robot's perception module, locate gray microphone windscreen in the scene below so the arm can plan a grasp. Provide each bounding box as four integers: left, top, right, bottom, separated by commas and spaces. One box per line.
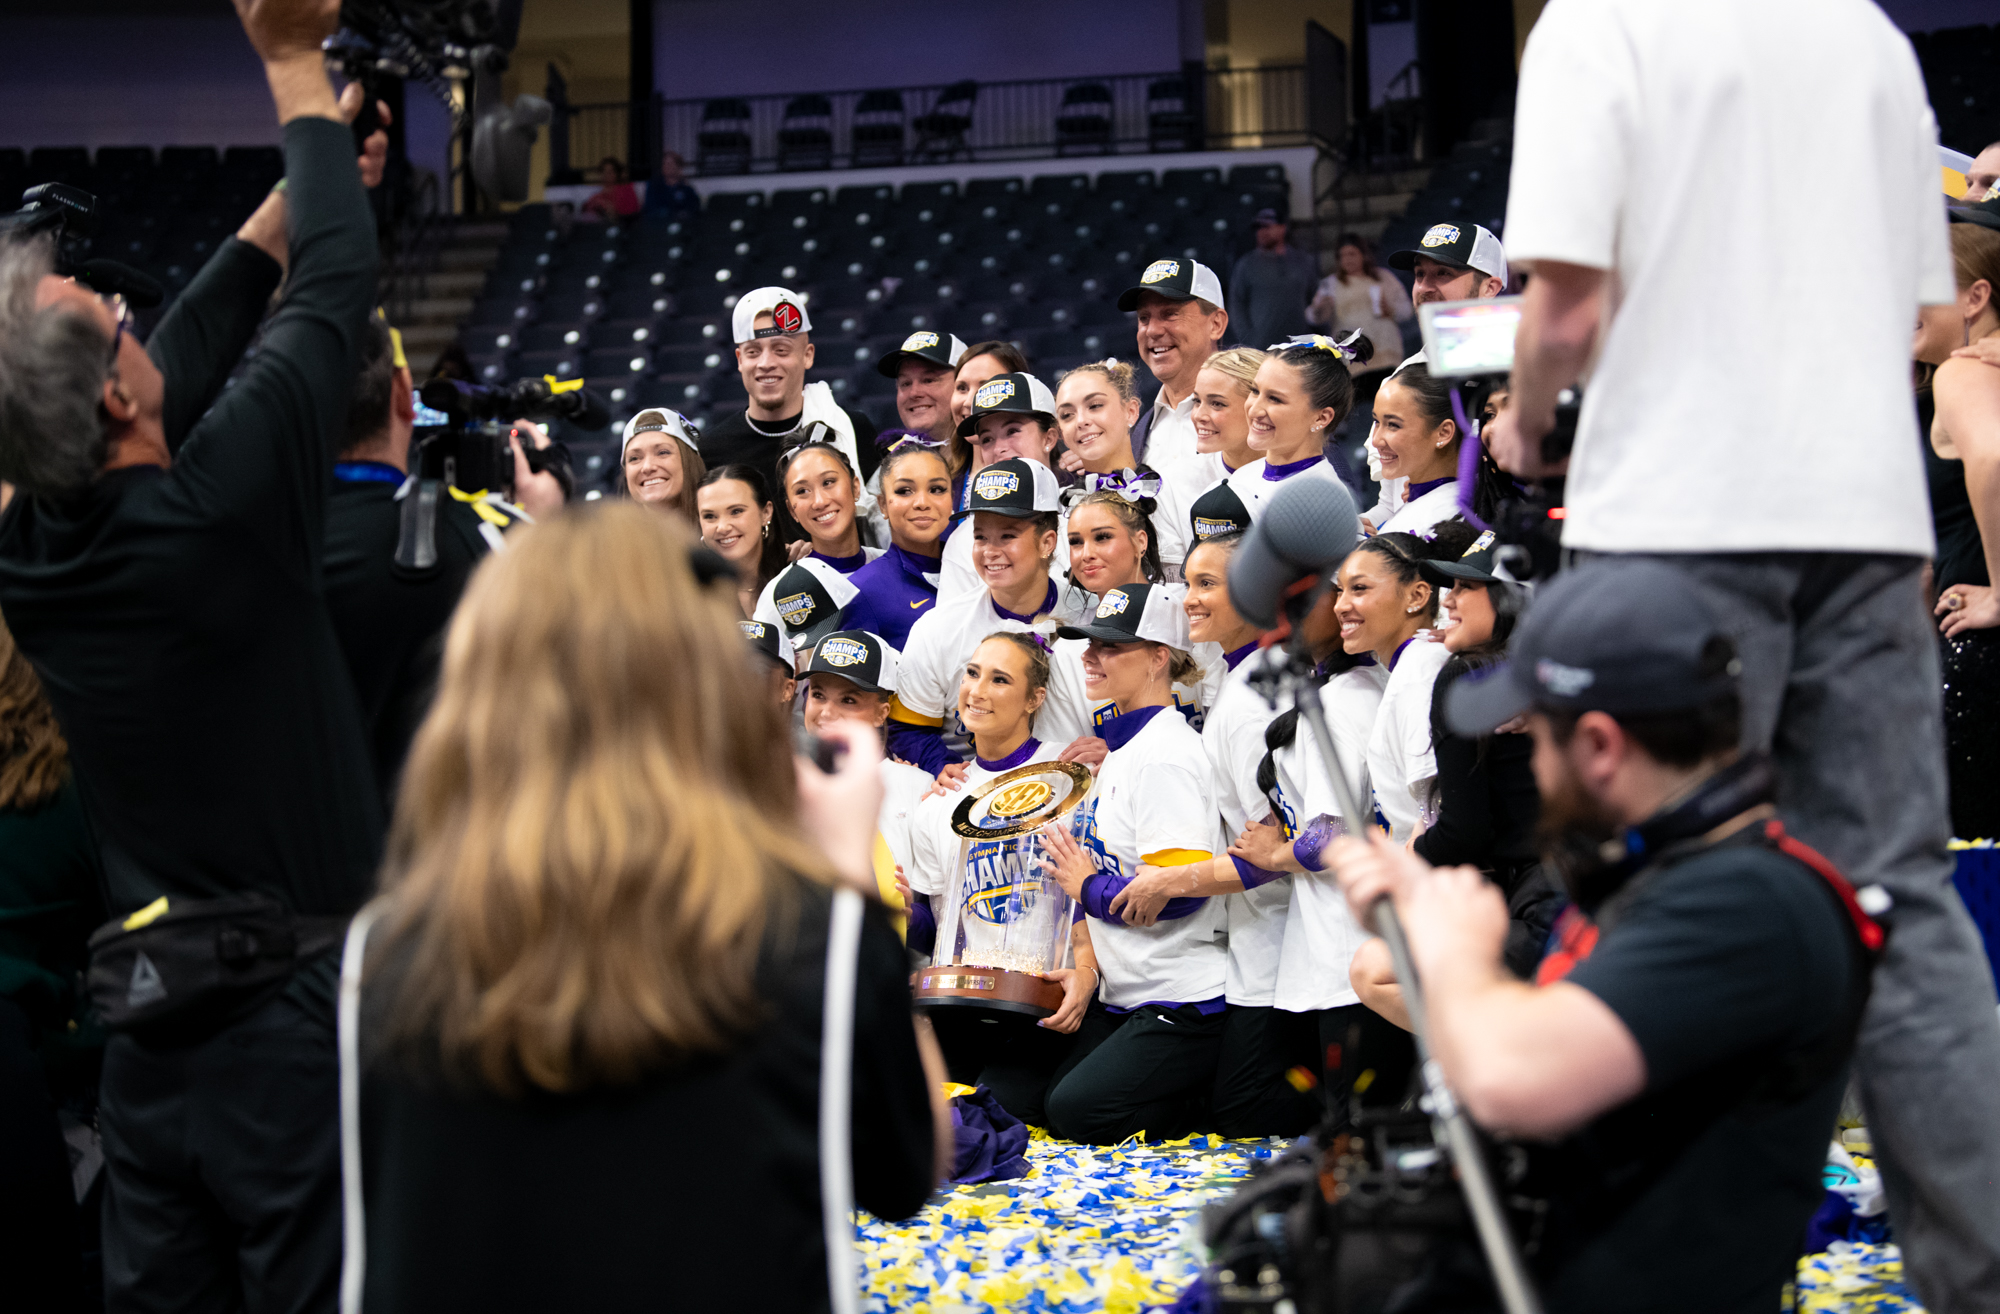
1226, 476, 1361, 629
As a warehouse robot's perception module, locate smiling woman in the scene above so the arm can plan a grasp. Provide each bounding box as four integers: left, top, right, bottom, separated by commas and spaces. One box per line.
696, 464, 785, 618
622, 410, 707, 523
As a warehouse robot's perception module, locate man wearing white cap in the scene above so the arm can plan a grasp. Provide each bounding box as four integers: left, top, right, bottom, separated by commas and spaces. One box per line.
701, 286, 880, 541
1362, 221, 1509, 530
1117, 258, 1231, 478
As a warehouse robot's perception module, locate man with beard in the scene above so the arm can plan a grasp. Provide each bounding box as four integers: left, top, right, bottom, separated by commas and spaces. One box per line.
1329, 559, 1877, 1314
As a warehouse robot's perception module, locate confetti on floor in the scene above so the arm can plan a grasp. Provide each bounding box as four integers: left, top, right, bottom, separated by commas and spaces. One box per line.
856, 1128, 1281, 1314
1796, 1244, 1925, 1314
856, 1127, 1928, 1313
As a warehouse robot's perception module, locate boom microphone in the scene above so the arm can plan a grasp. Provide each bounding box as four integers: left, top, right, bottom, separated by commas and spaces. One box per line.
1226, 476, 1361, 629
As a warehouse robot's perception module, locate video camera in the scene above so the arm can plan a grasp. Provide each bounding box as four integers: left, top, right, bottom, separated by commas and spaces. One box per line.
1417, 297, 1581, 582
393, 374, 606, 570
0, 183, 165, 309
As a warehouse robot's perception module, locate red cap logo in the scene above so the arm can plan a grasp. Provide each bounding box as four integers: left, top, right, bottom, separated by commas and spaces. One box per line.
773, 301, 804, 333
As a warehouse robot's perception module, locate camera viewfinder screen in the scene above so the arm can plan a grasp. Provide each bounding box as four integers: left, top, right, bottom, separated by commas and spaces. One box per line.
412, 399, 454, 429
1419, 296, 1525, 379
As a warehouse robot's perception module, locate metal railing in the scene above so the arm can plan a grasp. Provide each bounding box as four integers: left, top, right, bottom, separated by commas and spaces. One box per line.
547, 66, 1313, 181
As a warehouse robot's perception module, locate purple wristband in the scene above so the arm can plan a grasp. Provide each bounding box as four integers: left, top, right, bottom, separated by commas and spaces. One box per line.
1292, 815, 1346, 873
1230, 854, 1285, 890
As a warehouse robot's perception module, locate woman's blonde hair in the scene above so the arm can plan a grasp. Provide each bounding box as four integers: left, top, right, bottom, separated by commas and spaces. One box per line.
1163, 646, 1203, 686
1952, 222, 2000, 304
1199, 347, 1268, 394
374, 502, 835, 1094
0, 614, 67, 811
1056, 358, 1138, 404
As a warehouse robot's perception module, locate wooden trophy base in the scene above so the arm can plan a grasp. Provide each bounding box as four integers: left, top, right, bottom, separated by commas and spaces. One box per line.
912, 965, 1065, 1019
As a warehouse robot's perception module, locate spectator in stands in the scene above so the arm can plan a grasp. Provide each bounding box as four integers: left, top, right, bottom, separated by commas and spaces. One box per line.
1967, 140, 2000, 203
0, 3, 386, 1305
1118, 258, 1230, 476
622, 408, 707, 522
1308, 233, 1412, 417
702, 287, 880, 542
1487, 4, 2000, 1305
349, 503, 947, 1310
325, 316, 562, 805
1227, 209, 1316, 354
876, 329, 968, 454
696, 463, 786, 618
641, 150, 700, 220
582, 156, 641, 221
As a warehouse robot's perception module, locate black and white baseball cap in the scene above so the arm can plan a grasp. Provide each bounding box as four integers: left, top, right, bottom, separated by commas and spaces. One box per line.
1419, 527, 1503, 589
731, 286, 813, 344
622, 408, 700, 458
767, 558, 862, 652
1115, 257, 1227, 311
738, 618, 791, 672
874, 328, 969, 378
956, 371, 1059, 437
953, 456, 1064, 521
1444, 559, 1740, 736
1387, 222, 1508, 284
1188, 480, 1254, 542
803, 629, 900, 694
1057, 581, 1192, 649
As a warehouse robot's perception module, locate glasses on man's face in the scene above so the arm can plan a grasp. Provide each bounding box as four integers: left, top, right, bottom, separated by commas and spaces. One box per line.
105, 295, 131, 372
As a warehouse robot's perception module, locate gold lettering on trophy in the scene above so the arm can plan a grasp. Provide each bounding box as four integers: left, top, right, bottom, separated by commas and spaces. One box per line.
925, 974, 998, 991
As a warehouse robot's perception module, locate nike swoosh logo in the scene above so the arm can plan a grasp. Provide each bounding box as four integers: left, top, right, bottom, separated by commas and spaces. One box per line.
910, 599, 928, 608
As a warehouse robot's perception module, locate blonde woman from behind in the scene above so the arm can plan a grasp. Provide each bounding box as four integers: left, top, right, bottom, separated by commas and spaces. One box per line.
344, 503, 947, 1314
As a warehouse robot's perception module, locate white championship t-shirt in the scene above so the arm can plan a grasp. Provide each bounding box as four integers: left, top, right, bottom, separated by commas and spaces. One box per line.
892, 584, 1093, 760
1075, 707, 1228, 1009
1204, 659, 1290, 1006
1367, 638, 1450, 843
878, 758, 934, 875
906, 739, 1068, 969
1504, 0, 1952, 555
1227, 456, 1349, 521
1272, 663, 1388, 1013
937, 509, 1072, 607
1376, 479, 1462, 538
1050, 637, 1222, 735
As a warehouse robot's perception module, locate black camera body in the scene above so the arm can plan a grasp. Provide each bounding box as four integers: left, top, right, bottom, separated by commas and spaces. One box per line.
0, 183, 165, 308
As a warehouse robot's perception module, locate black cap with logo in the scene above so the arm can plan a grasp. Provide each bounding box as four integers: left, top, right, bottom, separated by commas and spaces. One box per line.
1188, 480, 1253, 543
1055, 580, 1191, 648
873, 329, 970, 378
738, 619, 790, 672
1444, 559, 1741, 736
1115, 257, 1228, 312
802, 629, 898, 694
766, 559, 860, 652
1419, 528, 1503, 589
953, 456, 1064, 521
1949, 191, 2000, 234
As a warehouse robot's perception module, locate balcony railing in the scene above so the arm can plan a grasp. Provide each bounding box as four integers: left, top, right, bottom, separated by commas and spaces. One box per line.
548, 66, 1312, 183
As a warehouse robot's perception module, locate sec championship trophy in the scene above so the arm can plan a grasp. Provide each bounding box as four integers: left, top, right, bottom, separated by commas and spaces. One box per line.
913, 760, 1094, 1018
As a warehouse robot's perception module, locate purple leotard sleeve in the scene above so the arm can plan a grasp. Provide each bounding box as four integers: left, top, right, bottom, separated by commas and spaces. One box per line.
1079, 872, 1208, 926
905, 894, 936, 956
1292, 815, 1345, 872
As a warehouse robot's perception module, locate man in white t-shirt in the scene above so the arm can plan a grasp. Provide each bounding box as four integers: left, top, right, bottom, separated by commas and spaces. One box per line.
1485, 3, 2000, 1304
1117, 258, 1230, 477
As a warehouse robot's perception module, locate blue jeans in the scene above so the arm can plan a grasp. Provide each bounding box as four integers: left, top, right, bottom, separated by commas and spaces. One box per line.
1606, 551, 2000, 1313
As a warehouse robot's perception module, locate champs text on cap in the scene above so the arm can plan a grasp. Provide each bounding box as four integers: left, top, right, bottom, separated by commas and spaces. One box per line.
973, 469, 1021, 500
1421, 223, 1461, 248
1192, 516, 1239, 539
1140, 259, 1180, 285
740, 620, 770, 639
816, 636, 869, 668
901, 330, 939, 352
975, 377, 1017, 409
1096, 589, 1132, 618
776, 591, 818, 627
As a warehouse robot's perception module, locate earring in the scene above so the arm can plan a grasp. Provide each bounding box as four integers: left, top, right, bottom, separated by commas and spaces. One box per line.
762, 520, 771, 539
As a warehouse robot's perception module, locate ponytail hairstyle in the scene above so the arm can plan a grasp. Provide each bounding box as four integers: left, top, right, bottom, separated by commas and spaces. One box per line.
1382, 364, 1515, 523
976, 630, 1054, 731
1064, 485, 1165, 584
1163, 646, 1203, 686
1352, 519, 1481, 625
1266, 332, 1374, 428
774, 436, 857, 488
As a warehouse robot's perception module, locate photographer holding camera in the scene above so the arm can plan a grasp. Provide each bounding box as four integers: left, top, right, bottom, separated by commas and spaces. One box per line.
0, 1, 388, 1306
1483, 4, 2000, 1304
1330, 560, 1877, 1313
326, 315, 567, 803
